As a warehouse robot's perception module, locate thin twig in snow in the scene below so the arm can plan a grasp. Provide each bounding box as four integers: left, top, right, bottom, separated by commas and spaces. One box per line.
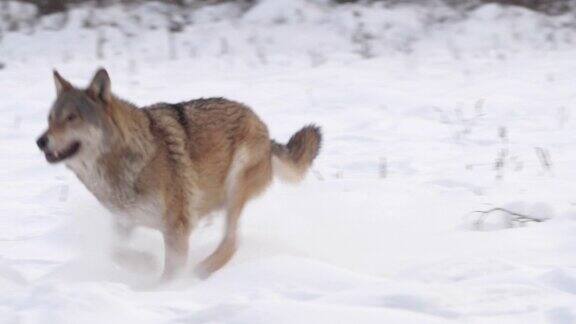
379, 157, 387, 179
535, 147, 553, 172
494, 148, 507, 180
313, 170, 325, 181
472, 207, 546, 230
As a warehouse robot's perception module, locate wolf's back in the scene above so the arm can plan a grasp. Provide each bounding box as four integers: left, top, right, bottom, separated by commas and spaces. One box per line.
271, 125, 321, 183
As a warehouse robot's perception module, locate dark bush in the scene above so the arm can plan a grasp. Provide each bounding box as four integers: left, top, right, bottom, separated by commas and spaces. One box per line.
480, 0, 573, 15
21, 0, 67, 16
14, 0, 576, 17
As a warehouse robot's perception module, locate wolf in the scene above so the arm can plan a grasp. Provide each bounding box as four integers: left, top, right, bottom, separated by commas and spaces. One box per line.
36, 68, 321, 280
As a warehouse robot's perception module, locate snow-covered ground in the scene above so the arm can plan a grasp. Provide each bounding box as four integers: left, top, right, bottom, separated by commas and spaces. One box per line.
2, 1, 576, 323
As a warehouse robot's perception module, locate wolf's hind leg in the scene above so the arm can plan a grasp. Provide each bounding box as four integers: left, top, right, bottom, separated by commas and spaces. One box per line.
196, 150, 272, 278
196, 183, 246, 278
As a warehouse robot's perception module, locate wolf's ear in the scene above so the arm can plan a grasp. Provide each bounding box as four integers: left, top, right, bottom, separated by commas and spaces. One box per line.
88, 68, 112, 103
53, 70, 72, 95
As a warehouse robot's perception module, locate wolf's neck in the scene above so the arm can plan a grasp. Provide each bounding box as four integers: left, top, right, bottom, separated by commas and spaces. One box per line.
69, 97, 156, 208
109, 96, 156, 160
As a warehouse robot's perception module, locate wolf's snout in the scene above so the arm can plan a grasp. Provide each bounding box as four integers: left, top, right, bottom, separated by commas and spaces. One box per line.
36, 135, 48, 150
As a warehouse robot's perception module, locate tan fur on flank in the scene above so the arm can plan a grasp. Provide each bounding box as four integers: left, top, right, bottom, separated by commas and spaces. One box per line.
37, 68, 322, 280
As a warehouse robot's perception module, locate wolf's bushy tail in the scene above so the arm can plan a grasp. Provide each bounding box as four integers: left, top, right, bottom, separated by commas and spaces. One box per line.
271, 125, 322, 183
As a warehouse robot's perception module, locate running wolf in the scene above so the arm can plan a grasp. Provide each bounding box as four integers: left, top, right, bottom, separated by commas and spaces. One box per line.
36, 68, 321, 280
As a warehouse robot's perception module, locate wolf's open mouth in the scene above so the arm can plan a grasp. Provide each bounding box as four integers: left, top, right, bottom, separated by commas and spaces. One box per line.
45, 142, 81, 163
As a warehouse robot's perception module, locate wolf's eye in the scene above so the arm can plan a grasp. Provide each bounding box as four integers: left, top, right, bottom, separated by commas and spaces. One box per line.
66, 114, 77, 122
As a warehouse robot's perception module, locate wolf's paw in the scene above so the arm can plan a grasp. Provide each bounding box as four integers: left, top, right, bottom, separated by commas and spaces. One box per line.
194, 261, 216, 280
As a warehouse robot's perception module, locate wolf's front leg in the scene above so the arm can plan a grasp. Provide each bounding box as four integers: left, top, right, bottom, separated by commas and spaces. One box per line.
114, 220, 134, 241
111, 221, 158, 273
161, 218, 192, 281
111, 220, 134, 259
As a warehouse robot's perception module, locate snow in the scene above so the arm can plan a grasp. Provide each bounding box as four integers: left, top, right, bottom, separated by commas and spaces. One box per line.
1, 0, 576, 323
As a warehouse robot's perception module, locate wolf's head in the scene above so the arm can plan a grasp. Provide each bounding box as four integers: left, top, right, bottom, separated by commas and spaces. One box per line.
37, 68, 115, 165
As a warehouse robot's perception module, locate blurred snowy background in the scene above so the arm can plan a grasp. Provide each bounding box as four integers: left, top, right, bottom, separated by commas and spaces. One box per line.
2, 0, 576, 323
